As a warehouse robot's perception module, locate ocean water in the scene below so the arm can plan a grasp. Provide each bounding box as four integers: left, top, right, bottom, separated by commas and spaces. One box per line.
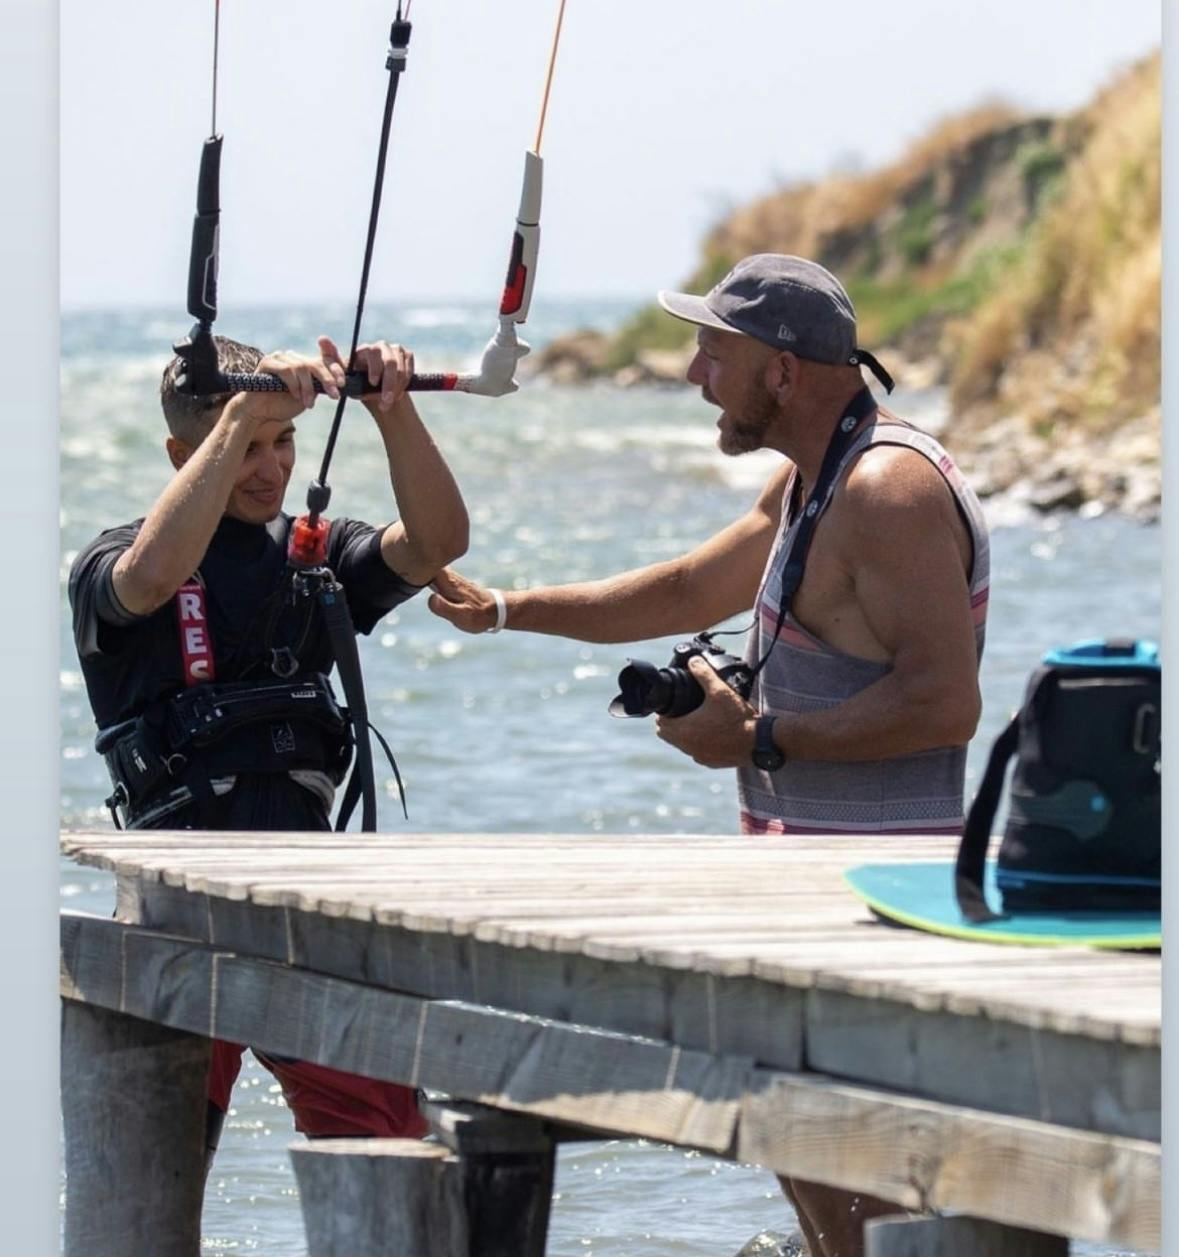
59, 300, 1159, 1256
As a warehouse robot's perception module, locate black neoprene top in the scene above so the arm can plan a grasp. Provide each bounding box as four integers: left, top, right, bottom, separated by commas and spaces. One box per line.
69, 513, 422, 730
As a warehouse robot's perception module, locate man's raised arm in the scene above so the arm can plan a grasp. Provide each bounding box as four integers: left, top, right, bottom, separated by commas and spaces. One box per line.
112, 351, 343, 616
341, 338, 470, 587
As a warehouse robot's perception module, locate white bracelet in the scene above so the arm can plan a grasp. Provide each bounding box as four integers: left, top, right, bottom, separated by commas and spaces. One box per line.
487, 587, 508, 634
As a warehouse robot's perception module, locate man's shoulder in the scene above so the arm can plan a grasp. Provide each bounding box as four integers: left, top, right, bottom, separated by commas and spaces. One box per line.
81, 518, 145, 546
69, 519, 145, 580
325, 515, 383, 563
832, 443, 968, 550
844, 442, 949, 505
326, 514, 377, 539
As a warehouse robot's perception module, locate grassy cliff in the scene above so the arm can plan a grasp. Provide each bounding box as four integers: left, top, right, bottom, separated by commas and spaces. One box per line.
946, 55, 1159, 433
541, 53, 1159, 515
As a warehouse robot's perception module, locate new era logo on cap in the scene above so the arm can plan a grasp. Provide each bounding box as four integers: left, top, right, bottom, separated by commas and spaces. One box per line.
777, 323, 797, 343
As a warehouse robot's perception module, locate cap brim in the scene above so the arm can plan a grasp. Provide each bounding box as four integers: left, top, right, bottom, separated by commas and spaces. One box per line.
656, 290, 735, 333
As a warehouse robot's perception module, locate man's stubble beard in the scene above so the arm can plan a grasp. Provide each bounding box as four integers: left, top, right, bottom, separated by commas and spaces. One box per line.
717, 383, 777, 456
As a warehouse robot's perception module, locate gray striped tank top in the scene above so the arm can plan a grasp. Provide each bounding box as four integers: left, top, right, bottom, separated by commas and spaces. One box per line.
736, 414, 990, 836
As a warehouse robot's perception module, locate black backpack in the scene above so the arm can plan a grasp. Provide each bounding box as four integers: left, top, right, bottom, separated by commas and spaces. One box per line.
956, 639, 1160, 921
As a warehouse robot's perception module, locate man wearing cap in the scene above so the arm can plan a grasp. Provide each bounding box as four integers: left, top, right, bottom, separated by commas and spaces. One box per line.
428, 254, 990, 1257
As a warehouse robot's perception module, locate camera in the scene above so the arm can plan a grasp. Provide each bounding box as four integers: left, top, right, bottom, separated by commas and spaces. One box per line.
609, 633, 754, 719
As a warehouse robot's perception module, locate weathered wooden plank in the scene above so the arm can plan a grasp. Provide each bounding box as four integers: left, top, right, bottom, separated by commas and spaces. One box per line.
59, 830, 960, 900
124, 870, 1159, 1045
118, 880, 1157, 1136
61, 912, 747, 1152
864, 1215, 1068, 1256
60, 1000, 209, 1257
739, 1070, 1158, 1251
63, 830, 951, 857
65, 829, 1161, 1139
130, 880, 808, 1067
58, 912, 1158, 1256
76, 830, 1157, 1029
804, 988, 1159, 1142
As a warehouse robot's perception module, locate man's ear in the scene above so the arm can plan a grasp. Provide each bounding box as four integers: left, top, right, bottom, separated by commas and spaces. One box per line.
764, 350, 799, 405
166, 436, 191, 471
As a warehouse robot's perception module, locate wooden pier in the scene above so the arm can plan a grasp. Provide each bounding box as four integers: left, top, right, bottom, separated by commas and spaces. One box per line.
59, 831, 1160, 1256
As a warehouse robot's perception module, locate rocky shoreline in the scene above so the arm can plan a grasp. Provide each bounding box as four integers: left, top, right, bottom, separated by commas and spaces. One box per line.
528, 336, 1161, 524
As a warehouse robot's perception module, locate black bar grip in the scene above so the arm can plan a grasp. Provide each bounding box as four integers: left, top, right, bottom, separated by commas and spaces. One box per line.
220, 371, 290, 393
218, 370, 460, 396
186, 136, 223, 321
219, 371, 372, 395
195, 135, 222, 214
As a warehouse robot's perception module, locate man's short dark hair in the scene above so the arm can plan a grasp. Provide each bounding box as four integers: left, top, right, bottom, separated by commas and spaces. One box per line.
160, 335, 263, 445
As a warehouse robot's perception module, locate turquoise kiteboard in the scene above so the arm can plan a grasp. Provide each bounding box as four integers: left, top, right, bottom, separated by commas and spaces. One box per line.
844, 860, 1160, 949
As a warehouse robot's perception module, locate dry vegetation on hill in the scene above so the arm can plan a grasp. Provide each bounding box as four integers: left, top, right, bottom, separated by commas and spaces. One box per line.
537, 54, 1160, 516
948, 55, 1160, 430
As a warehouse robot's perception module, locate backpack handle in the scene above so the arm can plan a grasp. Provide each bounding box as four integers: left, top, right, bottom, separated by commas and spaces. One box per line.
955, 714, 1020, 922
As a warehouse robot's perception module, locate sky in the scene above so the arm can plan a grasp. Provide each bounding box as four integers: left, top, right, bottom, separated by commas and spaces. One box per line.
60, 0, 1161, 308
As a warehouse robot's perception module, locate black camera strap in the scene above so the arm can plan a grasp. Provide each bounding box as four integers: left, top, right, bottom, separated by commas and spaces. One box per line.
748, 386, 879, 683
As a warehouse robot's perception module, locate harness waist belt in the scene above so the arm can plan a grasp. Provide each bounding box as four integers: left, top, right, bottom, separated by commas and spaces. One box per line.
97, 673, 354, 827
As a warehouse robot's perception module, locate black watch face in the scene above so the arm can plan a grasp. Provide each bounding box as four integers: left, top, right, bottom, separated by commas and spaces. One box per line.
753, 718, 784, 771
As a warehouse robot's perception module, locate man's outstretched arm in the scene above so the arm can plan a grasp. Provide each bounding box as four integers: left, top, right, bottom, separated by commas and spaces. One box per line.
427, 461, 795, 644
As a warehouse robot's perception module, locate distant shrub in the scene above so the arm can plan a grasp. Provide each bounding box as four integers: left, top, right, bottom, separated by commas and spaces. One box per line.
894, 196, 938, 267
1017, 140, 1067, 207
849, 244, 1023, 345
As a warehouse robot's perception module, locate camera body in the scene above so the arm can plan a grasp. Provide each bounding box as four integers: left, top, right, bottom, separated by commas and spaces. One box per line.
609, 633, 754, 719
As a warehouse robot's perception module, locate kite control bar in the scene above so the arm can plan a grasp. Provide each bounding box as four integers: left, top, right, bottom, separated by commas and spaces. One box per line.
173, 322, 460, 397
174, 148, 542, 401
174, 0, 561, 406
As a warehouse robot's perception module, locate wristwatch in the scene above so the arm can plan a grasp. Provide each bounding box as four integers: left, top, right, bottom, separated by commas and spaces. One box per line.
752, 714, 785, 772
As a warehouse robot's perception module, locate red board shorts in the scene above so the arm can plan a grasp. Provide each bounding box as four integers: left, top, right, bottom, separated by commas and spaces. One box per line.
208, 1039, 428, 1139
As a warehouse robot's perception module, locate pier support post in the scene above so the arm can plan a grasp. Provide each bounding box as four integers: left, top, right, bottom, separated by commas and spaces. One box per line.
430, 1101, 557, 1257
865, 1215, 1069, 1256
60, 998, 210, 1257
291, 1102, 556, 1257
292, 1139, 460, 1256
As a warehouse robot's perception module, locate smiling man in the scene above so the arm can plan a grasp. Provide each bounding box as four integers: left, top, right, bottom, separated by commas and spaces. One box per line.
68, 331, 468, 1165
427, 254, 990, 1257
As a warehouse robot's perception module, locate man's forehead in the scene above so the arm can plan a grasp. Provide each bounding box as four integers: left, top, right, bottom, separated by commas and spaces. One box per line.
697, 325, 751, 352
249, 419, 297, 441
697, 325, 738, 347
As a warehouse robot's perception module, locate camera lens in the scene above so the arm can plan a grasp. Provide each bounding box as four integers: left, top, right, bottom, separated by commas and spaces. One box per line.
609, 661, 673, 717
609, 661, 706, 718
661, 667, 706, 717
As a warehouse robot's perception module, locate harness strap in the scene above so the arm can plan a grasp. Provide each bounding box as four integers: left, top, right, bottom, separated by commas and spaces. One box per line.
955, 713, 1020, 922
315, 575, 379, 831
336, 719, 408, 832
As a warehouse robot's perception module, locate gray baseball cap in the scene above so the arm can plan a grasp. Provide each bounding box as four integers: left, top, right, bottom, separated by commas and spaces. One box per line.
658, 253, 894, 392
